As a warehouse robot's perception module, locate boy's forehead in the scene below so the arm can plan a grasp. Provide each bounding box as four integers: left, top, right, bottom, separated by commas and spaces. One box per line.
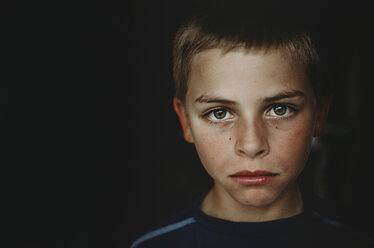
192, 47, 267, 66
191, 45, 300, 63
187, 48, 313, 102
190, 48, 306, 83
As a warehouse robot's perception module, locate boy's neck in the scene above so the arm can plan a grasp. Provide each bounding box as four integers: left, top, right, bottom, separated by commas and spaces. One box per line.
200, 184, 303, 222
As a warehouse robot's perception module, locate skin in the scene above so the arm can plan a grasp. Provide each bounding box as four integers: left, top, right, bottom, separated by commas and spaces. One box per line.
173, 48, 330, 222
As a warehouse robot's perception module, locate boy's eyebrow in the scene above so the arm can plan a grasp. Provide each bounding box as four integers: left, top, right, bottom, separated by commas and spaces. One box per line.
194, 90, 306, 105
263, 90, 306, 102
194, 95, 236, 105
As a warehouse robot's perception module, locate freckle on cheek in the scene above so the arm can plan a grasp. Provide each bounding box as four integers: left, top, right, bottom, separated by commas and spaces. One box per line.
229, 137, 231, 141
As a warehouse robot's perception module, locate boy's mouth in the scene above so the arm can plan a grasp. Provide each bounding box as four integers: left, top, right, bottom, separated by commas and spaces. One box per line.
229, 170, 278, 186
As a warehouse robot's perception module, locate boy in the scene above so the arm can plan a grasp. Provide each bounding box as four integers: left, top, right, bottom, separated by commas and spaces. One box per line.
131, 4, 370, 248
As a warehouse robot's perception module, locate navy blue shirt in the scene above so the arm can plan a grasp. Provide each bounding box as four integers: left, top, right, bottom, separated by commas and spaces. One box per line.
131, 196, 371, 248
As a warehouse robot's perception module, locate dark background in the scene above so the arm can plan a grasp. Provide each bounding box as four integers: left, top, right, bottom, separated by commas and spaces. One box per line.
8, 0, 374, 247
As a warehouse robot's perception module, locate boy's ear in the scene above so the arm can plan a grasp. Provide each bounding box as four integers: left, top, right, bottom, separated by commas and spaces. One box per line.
173, 97, 194, 143
314, 96, 333, 137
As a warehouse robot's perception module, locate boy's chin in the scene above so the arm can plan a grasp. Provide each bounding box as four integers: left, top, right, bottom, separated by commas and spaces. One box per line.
226, 183, 302, 216
233, 190, 279, 208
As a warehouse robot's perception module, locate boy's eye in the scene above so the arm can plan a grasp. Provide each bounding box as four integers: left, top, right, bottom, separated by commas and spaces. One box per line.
205, 108, 233, 121
267, 105, 293, 117
213, 109, 227, 119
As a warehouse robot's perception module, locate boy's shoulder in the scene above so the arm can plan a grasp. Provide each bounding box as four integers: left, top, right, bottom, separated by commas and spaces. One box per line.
311, 211, 373, 247
130, 201, 197, 248
309, 196, 373, 247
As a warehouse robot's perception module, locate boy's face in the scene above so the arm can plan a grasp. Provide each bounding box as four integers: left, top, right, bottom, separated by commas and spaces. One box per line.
174, 48, 329, 211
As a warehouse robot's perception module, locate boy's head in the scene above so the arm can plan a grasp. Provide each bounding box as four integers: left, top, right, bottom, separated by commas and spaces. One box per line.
172, 6, 332, 221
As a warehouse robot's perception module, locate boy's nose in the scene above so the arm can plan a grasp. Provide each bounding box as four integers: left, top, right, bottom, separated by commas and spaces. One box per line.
234, 118, 269, 159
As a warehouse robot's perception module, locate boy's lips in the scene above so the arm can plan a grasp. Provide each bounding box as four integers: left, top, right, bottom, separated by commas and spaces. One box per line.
229, 170, 278, 185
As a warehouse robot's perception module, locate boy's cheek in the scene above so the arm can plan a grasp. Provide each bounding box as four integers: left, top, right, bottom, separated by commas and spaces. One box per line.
275, 127, 313, 169
192, 129, 228, 161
